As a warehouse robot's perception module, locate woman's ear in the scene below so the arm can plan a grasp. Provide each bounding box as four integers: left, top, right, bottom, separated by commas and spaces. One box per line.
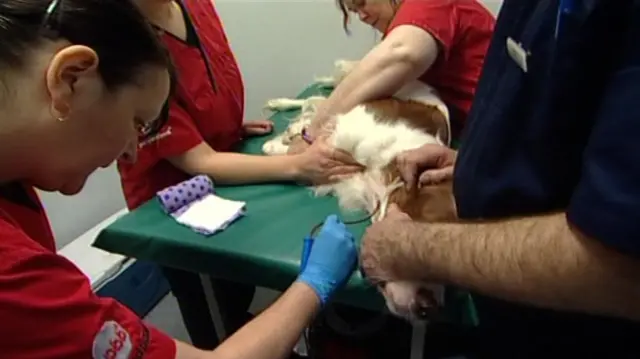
45, 45, 100, 119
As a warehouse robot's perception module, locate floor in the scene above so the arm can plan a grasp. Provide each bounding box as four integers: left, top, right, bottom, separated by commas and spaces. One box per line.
144, 287, 281, 343
143, 287, 466, 359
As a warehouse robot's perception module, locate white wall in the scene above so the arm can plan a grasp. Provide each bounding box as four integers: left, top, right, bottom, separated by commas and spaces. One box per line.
46, 0, 503, 249
482, 0, 503, 15
216, 1, 378, 120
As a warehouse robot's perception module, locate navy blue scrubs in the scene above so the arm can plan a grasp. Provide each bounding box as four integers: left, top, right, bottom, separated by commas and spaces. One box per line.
454, 0, 640, 356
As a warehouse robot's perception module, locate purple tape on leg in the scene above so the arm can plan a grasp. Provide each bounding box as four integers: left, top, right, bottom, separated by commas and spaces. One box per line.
157, 175, 214, 214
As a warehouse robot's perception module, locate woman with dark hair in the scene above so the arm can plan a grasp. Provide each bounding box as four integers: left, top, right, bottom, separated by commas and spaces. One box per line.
0, 0, 357, 358
291, 0, 496, 151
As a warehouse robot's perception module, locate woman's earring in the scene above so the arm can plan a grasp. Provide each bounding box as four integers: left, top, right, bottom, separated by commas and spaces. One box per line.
51, 103, 70, 122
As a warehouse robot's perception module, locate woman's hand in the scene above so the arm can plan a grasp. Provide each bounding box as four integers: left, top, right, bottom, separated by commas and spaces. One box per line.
298, 214, 357, 304
243, 119, 274, 137
395, 144, 457, 189
293, 136, 364, 184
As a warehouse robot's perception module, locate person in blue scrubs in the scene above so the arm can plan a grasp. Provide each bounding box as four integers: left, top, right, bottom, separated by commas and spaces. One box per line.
361, 0, 640, 357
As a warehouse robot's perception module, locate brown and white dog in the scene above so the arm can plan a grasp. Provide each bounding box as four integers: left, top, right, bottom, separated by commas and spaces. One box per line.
262, 60, 458, 323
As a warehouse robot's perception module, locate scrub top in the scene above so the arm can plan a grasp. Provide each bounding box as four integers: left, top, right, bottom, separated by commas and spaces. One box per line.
118, 0, 244, 210
0, 183, 175, 359
454, 0, 640, 356
386, 0, 496, 136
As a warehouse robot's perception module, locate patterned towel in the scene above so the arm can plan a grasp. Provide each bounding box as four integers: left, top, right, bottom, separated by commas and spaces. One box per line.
156, 175, 246, 235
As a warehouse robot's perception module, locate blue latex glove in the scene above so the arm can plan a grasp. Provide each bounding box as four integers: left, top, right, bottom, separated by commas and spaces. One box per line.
298, 215, 357, 305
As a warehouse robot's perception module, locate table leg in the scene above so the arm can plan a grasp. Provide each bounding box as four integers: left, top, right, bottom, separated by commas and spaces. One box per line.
199, 274, 227, 341
410, 322, 427, 359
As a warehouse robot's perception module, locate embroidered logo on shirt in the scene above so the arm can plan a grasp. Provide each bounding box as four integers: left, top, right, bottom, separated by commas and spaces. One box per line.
138, 126, 172, 149
92, 320, 132, 359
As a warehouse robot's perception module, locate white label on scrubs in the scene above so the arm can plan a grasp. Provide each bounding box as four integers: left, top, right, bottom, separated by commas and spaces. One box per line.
92, 320, 132, 359
138, 126, 172, 149
506, 37, 530, 73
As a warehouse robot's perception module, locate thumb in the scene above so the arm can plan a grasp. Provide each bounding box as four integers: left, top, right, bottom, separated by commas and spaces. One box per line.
418, 166, 453, 186
400, 166, 418, 189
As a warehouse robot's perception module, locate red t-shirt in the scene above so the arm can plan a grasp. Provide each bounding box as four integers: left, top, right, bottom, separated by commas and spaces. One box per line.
386, 0, 495, 123
118, 0, 245, 210
0, 183, 176, 359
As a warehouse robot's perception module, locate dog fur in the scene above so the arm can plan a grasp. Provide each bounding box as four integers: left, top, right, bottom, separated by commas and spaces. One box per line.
262, 60, 458, 322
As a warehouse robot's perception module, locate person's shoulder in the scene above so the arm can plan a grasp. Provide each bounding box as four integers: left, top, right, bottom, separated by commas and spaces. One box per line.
0, 214, 29, 247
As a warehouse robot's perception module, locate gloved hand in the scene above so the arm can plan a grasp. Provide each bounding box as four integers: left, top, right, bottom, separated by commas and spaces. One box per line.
298, 215, 357, 305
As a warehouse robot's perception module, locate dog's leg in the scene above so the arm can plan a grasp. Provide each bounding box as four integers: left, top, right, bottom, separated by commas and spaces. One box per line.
264, 98, 306, 111
262, 135, 290, 155
313, 76, 338, 88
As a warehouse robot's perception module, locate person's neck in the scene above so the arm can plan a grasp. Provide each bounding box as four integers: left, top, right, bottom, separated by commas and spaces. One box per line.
0, 110, 46, 185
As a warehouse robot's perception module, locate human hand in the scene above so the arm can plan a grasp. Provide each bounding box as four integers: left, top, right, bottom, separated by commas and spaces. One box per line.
243, 120, 274, 137
298, 215, 358, 304
395, 144, 457, 189
293, 135, 363, 184
360, 205, 414, 284
383, 203, 412, 222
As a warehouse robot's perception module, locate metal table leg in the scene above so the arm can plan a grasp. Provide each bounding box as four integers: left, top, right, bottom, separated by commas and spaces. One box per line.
199, 274, 227, 341
410, 322, 427, 359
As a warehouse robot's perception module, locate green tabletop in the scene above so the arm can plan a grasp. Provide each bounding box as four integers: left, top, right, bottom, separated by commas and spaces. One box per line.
94, 84, 384, 310
94, 84, 477, 323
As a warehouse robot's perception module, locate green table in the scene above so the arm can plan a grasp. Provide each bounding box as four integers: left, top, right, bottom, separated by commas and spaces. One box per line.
94, 84, 384, 310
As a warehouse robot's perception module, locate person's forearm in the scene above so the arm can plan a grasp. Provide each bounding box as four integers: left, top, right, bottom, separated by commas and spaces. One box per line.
394, 213, 640, 320
310, 39, 431, 133
174, 151, 302, 185
207, 281, 320, 359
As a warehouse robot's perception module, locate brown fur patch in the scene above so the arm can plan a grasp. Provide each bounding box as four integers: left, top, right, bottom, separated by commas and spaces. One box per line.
381, 162, 458, 223
363, 99, 450, 145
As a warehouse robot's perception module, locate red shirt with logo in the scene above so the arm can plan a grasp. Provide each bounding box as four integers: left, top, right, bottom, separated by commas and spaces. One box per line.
0, 183, 175, 359
118, 0, 245, 210
386, 0, 495, 124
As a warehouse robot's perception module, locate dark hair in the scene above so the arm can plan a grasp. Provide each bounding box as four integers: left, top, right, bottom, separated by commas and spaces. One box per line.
0, 0, 172, 91
336, 0, 352, 34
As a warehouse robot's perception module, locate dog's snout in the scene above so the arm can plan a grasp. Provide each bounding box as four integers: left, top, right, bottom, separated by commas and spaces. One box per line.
414, 287, 440, 320
415, 301, 437, 320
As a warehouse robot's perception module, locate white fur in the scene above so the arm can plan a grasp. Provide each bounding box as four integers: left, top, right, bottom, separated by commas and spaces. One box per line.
312, 105, 442, 219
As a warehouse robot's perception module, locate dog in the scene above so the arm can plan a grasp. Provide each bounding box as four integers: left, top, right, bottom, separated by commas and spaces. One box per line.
263, 60, 458, 323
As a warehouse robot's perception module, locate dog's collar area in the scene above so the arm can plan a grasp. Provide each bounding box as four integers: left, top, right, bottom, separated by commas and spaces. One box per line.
301, 128, 314, 144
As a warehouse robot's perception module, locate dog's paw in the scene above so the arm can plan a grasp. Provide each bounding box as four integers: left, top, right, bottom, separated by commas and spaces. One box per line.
262, 138, 289, 156
334, 59, 359, 76
264, 98, 305, 111
313, 76, 337, 88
